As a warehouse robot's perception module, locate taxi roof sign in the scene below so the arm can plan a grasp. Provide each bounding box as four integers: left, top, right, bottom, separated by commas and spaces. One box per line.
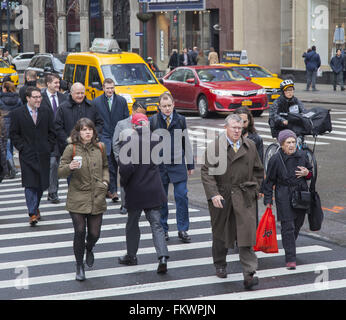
221, 50, 248, 64
90, 38, 120, 53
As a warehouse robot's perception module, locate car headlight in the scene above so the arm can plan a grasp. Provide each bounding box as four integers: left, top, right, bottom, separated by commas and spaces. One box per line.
118, 94, 133, 103
257, 88, 266, 95
210, 89, 239, 96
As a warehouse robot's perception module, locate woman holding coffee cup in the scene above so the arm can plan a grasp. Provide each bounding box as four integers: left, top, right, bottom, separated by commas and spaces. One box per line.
58, 118, 109, 281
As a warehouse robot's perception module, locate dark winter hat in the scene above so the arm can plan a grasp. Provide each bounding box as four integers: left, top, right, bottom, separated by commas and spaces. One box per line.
278, 129, 297, 145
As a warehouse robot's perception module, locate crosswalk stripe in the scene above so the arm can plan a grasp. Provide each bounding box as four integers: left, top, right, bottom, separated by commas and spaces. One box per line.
0, 245, 327, 291
0, 213, 205, 237
19, 256, 342, 300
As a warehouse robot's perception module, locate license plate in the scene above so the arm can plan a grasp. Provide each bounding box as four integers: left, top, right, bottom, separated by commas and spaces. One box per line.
146, 105, 158, 112
271, 94, 280, 100
241, 100, 252, 106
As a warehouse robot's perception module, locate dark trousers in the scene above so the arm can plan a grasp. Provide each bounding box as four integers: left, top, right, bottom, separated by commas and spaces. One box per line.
48, 156, 60, 195
212, 235, 258, 279
160, 180, 189, 232
306, 69, 317, 90
333, 71, 344, 89
280, 213, 306, 263
126, 208, 169, 259
25, 187, 43, 216
108, 149, 118, 194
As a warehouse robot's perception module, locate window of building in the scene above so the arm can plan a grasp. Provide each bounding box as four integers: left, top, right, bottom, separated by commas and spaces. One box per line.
113, 0, 130, 51
89, 0, 104, 45
66, 0, 81, 52
45, 0, 57, 53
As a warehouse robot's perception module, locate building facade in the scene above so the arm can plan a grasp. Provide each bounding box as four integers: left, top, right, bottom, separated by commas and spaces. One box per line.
18, 0, 346, 76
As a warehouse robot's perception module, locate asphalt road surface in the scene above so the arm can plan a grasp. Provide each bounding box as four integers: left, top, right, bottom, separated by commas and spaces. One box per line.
1, 102, 346, 304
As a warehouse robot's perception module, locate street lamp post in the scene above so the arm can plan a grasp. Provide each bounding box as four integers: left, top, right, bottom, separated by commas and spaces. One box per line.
6, 0, 10, 55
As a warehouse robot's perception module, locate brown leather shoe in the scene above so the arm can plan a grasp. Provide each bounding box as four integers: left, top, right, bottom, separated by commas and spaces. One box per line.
29, 215, 38, 226
215, 266, 227, 278
243, 273, 259, 290
106, 191, 113, 199
36, 209, 41, 220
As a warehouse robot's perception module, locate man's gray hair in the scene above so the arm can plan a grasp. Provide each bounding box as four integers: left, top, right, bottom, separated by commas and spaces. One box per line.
225, 114, 243, 126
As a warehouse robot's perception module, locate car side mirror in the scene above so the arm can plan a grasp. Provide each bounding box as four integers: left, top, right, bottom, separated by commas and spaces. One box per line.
186, 78, 196, 84
91, 82, 102, 90
272, 73, 278, 77
158, 78, 164, 85
10, 65, 15, 69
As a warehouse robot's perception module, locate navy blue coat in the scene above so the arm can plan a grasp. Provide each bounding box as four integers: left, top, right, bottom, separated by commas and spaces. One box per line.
119, 128, 167, 211
330, 55, 344, 73
92, 93, 129, 156
149, 110, 194, 184
304, 50, 321, 71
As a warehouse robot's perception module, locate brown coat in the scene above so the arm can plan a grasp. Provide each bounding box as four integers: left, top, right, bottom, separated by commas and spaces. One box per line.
58, 141, 109, 214
201, 134, 264, 248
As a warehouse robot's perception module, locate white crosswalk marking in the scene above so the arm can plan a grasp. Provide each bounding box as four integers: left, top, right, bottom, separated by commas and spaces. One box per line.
0, 169, 342, 300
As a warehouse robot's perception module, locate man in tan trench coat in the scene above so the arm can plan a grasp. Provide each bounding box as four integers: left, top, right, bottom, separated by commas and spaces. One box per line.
201, 114, 264, 290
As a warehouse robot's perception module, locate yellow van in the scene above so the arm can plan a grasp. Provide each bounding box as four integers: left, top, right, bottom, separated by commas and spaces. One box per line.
63, 38, 168, 115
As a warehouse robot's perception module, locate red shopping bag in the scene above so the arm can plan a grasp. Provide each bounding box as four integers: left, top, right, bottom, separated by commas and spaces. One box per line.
253, 207, 279, 253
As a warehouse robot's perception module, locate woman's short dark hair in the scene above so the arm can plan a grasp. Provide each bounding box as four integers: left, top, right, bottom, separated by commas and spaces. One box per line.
233, 106, 257, 134
70, 118, 98, 145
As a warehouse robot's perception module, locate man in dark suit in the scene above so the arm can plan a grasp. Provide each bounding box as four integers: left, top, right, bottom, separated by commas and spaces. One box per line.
149, 93, 195, 243
10, 87, 56, 226
19, 70, 37, 104
40, 74, 67, 203
92, 78, 129, 202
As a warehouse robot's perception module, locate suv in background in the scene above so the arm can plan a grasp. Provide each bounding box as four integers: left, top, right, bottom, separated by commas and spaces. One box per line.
12, 52, 35, 71
24, 53, 68, 79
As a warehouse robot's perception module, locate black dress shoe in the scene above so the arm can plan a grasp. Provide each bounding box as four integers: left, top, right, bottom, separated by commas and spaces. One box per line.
164, 232, 169, 241
178, 231, 191, 243
76, 263, 86, 281
243, 274, 259, 290
118, 254, 138, 266
85, 247, 94, 268
157, 256, 168, 274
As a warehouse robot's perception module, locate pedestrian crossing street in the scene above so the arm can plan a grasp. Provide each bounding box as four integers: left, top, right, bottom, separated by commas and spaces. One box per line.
0, 176, 346, 300
187, 112, 346, 152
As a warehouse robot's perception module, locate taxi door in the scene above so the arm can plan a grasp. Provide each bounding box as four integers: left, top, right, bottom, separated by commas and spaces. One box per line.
86, 66, 104, 100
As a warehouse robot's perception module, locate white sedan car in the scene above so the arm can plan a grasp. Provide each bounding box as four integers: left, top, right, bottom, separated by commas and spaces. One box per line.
12, 52, 35, 71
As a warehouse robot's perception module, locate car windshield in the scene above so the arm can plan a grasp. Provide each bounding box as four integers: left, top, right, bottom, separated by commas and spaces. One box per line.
0, 60, 9, 68
53, 57, 65, 71
196, 68, 246, 82
232, 66, 272, 78
101, 64, 157, 86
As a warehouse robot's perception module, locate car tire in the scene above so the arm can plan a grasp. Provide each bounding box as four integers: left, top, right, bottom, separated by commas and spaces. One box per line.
251, 110, 263, 117
198, 95, 210, 118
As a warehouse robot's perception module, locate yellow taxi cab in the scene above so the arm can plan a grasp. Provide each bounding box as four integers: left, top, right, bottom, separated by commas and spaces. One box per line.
0, 59, 19, 86
63, 38, 168, 115
218, 52, 283, 104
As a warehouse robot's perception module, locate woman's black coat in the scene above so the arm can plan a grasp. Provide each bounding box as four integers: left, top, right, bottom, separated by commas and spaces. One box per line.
262, 148, 312, 221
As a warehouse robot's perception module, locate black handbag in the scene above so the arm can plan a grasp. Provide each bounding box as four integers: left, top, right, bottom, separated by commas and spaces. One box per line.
308, 174, 324, 231
291, 190, 311, 210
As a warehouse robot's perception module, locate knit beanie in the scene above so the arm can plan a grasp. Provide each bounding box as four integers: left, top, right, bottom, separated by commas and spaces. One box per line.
278, 129, 297, 145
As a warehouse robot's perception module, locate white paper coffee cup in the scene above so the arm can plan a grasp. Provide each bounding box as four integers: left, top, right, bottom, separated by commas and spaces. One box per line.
73, 156, 82, 168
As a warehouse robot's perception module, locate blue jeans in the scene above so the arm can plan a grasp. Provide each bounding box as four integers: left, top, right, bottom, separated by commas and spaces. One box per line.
306, 69, 317, 90
160, 180, 189, 232
25, 187, 43, 216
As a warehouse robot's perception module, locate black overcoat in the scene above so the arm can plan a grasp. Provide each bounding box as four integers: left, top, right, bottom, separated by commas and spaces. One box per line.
10, 105, 56, 189
262, 149, 312, 221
